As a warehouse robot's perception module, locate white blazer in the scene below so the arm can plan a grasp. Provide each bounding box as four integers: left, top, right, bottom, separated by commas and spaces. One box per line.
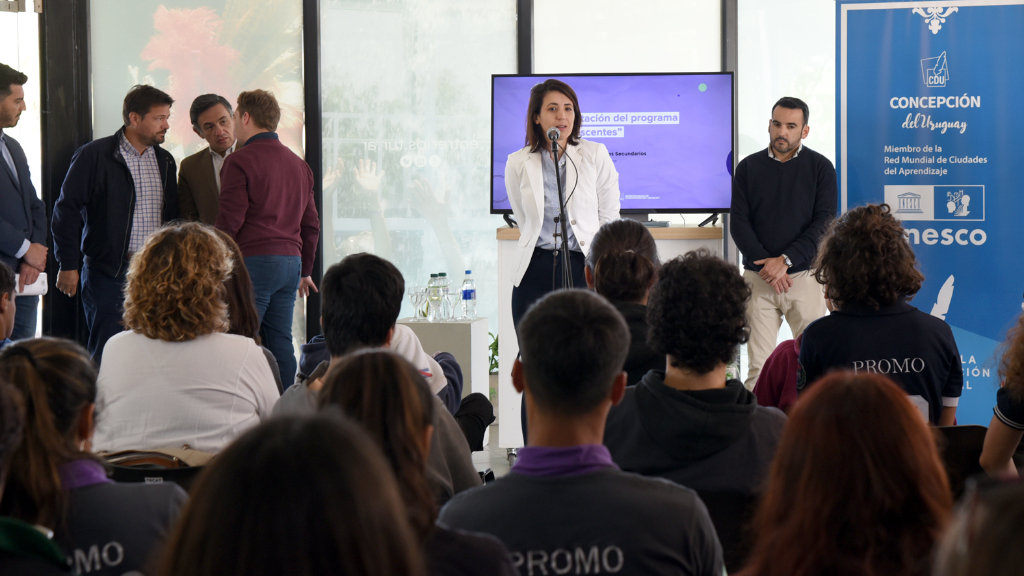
504, 138, 621, 287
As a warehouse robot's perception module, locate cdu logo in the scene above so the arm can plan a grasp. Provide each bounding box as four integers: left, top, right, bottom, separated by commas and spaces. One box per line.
921, 51, 949, 88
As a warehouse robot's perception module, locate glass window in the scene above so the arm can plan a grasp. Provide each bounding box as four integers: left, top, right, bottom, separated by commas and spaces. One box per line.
88, 1, 308, 348
90, 1, 305, 160
737, 0, 835, 164
320, 0, 517, 330
0, 10, 42, 337
534, 0, 721, 74
534, 0, 722, 226
0, 11, 41, 199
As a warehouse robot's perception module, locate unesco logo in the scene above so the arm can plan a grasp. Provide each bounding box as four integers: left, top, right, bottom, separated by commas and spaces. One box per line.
921, 51, 949, 88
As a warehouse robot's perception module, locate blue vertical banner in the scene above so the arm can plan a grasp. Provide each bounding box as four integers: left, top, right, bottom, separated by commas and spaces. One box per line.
838, 1, 1024, 425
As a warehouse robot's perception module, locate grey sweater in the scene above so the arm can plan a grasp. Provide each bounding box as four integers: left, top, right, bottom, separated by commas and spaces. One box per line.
439, 468, 724, 576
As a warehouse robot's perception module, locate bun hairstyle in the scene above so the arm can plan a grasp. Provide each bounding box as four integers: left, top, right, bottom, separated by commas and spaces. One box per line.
586, 219, 660, 303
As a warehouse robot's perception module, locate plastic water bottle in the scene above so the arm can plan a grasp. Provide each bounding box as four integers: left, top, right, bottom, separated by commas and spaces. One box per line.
438, 272, 451, 320
426, 274, 442, 322
461, 270, 477, 320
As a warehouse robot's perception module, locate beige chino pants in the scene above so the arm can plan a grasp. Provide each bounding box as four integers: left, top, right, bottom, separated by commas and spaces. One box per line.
743, 269, 828, 390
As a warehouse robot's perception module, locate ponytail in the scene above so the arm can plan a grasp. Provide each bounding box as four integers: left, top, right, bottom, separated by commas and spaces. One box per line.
0, 338, 98, 528
586, 219, 660, 303
593, 250, 657, 302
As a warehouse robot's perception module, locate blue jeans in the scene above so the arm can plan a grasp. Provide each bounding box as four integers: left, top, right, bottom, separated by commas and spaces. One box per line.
11, 294, 38, 341
245, 255, 301, 384
81, 264, 127, 364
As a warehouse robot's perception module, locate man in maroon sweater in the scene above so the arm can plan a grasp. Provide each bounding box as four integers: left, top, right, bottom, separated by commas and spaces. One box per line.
216, 89, 319, 384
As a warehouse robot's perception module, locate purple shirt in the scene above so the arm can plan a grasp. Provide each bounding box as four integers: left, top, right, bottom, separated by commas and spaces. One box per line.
58, 459, 113, 490
511, 444, 618, 477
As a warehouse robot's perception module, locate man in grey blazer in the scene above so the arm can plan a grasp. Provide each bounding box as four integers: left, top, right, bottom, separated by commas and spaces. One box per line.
178, 94, 236, 224
0, 63, 47, 340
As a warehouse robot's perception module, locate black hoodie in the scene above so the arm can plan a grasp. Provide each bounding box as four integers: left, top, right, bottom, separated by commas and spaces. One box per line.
611, 300, 664, 386
603, 372, 786, 494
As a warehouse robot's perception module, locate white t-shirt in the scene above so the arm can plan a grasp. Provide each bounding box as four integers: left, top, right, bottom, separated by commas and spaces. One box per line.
93, 331, 280, 454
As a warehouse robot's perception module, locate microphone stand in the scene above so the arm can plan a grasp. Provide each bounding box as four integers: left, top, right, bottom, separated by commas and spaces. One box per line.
552, 138, 573, 289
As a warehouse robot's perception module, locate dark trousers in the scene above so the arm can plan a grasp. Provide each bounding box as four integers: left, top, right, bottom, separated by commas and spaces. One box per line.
11, 295, 38, 341
511, 248, 586, 444
455, 392, 496, 451
81, 264, 127, 364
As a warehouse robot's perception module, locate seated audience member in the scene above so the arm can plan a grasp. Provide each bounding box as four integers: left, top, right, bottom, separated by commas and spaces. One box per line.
737, 372, 952, 576
798, 204, 962, 425
157, 414, 424, 576
321, 350, 517, 576
275, 253, 482, 499
933, 481, 1024, 576
980, 313, 1024, 476
0, 379, 70, 575
440, 290, 724, 576
212, 228, 283, 393
585, 218, 661, 386
296, 261, 494, 448
604, 249, 786, 494
0, 261, 16, 349
92, 223, 279, 453
753, 335, 801, 413
0, 338, 187, 576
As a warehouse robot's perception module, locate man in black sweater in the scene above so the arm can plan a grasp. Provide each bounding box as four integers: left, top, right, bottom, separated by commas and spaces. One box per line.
730, 96, 836, 389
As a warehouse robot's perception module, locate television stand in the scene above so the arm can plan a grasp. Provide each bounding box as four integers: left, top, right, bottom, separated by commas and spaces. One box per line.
624, 213, 669, 227
698, 212, 720, 227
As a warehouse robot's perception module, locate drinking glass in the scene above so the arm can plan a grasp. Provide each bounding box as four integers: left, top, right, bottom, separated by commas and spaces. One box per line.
449, 290, 463, 321
408, 286, 424, 322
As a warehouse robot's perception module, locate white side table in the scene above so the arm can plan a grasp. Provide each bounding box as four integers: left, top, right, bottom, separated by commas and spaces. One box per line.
396, 317, 490, 402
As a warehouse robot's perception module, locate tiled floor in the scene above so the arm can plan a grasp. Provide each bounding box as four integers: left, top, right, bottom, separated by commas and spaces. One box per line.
471, 374, 513, 478
472, 422, 513, 478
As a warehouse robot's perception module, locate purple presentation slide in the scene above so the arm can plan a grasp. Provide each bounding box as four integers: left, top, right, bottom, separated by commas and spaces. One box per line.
491, 73, 733, 213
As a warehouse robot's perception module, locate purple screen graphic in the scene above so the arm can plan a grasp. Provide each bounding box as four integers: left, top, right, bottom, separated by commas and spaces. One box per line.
491, 74, 733, 213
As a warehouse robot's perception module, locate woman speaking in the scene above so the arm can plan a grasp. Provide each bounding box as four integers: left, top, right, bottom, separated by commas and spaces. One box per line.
506, 79, 621, 333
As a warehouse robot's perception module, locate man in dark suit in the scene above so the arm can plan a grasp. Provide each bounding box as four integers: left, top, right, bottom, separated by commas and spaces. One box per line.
0, 63, 47, 340
178, 94, 235, 224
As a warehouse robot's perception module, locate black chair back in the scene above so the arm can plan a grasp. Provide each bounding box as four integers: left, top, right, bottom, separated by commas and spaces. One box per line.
696, 491, 759, 574
108, 464, 204, 493
934, 424, 988, 500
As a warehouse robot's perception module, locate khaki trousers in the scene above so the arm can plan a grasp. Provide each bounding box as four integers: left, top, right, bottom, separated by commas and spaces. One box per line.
743, 269, 827, 390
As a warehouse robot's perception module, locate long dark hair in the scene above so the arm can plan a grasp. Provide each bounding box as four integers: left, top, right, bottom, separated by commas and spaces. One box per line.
738, 372, 951, 576
213, 228, 262, 345
0, 379, 23, 485
0, 338, 100, 528
585, 219, 659, 303
525, 79, 581, 153
158, 414, 424, 576
319, 350, 437, 541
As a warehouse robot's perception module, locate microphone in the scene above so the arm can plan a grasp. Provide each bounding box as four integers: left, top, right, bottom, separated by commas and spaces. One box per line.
546, 127, 561, 142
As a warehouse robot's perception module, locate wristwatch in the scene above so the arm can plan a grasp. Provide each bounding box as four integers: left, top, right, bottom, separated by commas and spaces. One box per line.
781, 254, 793, 267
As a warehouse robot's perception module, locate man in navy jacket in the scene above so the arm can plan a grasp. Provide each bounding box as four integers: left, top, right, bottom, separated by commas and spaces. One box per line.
52, 85, 179, 362
0, 63, 47, 340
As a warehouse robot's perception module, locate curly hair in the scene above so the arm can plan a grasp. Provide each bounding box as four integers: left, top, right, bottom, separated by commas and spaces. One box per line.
815, 204, 924, 310
998, 313, 1024, 402
647, 248, 750, 375
123, 222, 231, 342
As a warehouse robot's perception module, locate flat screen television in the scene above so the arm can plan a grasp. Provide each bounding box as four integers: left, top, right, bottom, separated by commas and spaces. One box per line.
490, 72, 734, 215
